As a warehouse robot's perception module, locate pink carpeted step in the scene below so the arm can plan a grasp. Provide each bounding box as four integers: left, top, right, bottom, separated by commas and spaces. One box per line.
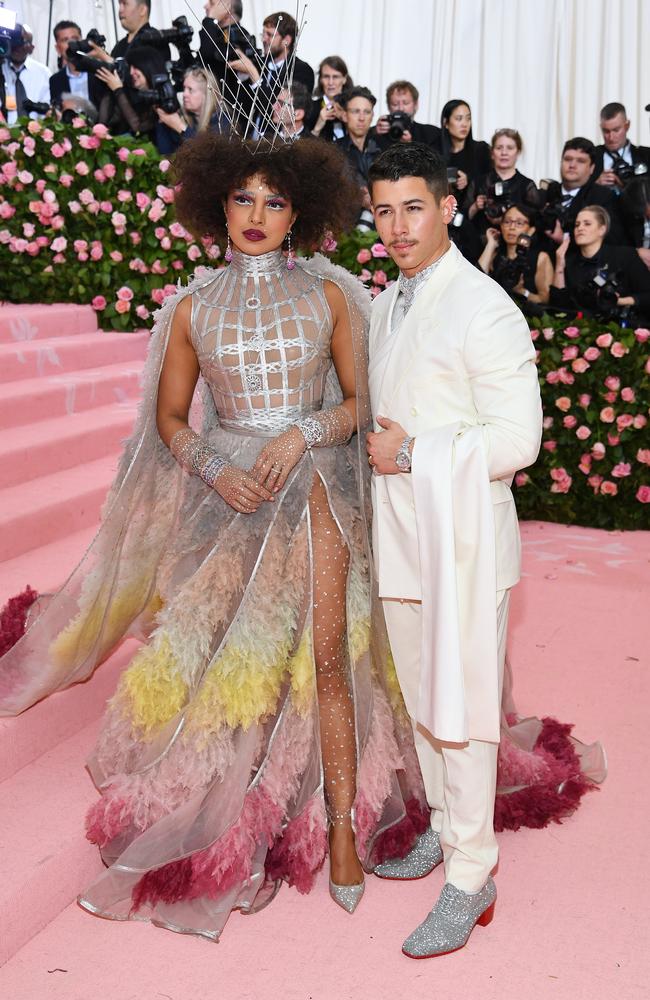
0, 717, 104, 967
0, 525, 97, 606
0, 639, 139, 784
0, 453, 121, 562
0, 402, 138, 489
0, 360, 144, 430
0, 303, 99, 343
0, 330, 149, 383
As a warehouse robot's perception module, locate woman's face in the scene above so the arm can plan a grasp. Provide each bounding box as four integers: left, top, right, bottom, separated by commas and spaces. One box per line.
183, 75, 206, 115
446, 104, 471, 142
492, 135, 519, 172
320, 63, 345, 99
574, 210, 606, 247
129, 66, 148, 90
225, 173, 297, 256
500, 207, 531, 245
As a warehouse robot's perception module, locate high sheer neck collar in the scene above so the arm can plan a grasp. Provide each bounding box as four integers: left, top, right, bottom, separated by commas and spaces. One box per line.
228, 248, 286, 275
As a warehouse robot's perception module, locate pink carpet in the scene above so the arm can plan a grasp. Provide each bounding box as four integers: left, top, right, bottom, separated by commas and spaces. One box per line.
0, 306, 647, 999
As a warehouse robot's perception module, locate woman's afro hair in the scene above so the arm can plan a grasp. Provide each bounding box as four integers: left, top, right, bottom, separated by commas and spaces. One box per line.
172, 134, 362, 249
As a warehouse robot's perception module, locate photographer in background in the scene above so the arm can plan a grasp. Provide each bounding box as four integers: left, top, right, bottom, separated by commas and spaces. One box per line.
335, 86, 381, 232
155, 67, 228, 147
270, 81, 312, 140
479, 203, 553, 308
200, 0, 257, 121
95, 45, 173, 150
111, 0, 170, 60
49, 21, 104, 114
1, 24, 50, 123
541, 137, 627, 248
594, 102, 650, 190
309, 55, 352, 141
550, 205, 650, 324
468, 129, 541, 234
619, 176, 650, 268
373, 80, 441, 151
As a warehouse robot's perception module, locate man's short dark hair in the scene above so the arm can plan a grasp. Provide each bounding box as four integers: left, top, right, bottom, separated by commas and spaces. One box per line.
368, 143, 449, 201
341, 85, 376, 109
263, 11, 297, 45
562, 137, 596, 164
289, 81, 311, 116
231, 0, 243, 20
386, 80, 419, 105
600, 101, 627, 121
53, 20, 81, 41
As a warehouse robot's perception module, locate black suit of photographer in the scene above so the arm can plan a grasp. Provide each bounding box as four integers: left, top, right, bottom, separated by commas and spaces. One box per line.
372, 120, 441, 151
199, 17, 258, 121
49, 68, 105, 111
593, 142, 650, 180
469, 168, 541, 235
111, 24, 170, 62
548, 180, 628, 247
549, 243, 650, 322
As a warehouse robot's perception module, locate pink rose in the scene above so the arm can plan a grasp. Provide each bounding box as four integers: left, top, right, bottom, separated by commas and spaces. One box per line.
151, 260, 168, 274
68, 200, 82, 214
596, 332, 613, 348
12, 237, 29, 252
603, 391, 617, 403
621, 387, 635, 402
23, 135, 36, 154
635, 328, 649, 343
73, 239, 88, 252
103, 163, 116, 180
542, 327, 555, 341
558, 367, 575, 384
515, 472, 530, 487
543, 440, 557, 452
151, 287, 166, 305
164, 283, 177, 296
135, 304, 150, 320
132, 148, 147, 157
550, 468, 572, 494
633, 415, 647, 429
92, 123, 110, 139
637, 449, 650, 465
356, 248, 372, 264
91, 295, 107, 310
600, 480, 618, 496
187, 244, 202, 261
115, 299, 131, 314
370, 242, 389, 258
576, 425, 591, 440
0, 201, 15, 219
148, 199, 166, 222
563, 415, 577, 428
578, 394, 591, 407
117, 190, 132, 203
111, 211, 127, 228
22, 222, 35, 238
78, 251, 88, 261
118, 147, 130, 162
542, 416, 554, 429
169, 222, 186, 239
588, 474, 603, 492
583, 346, 600, 361
607, 433, 620, 446
90, 244, 103, 261
373, 270, 387, 286
545, 370, 561, 384
26, 121, 41, 135
578, 454, 592, 475
41, 128, 54, 143
572, 358, 589, 374
562, 345, 579, 360
156, 184, 175, 204
99, 201, 112, 213
93, 169, 106, 183
136, 192, 151, 211
79, 188, 94, 205
79, 134, 100, 150
87, 201, 100, 215
0, 127, 10, 141
359, 268, 372, 282
636, 485, 650, 503
1, 161, 17, 180
50, 236, 67, 252
51, 143, 66, 159
604, 376, 620, 391
171, 260, 183, 270
125, 168, 134, 181
17, 170, 33, 184
160, 236, 171, 250
616, 413, 634, 431
130, 231, 142, 245
26, 242, 40, 256
154, 226, 166, 240
563, 325, 580, 338
75, 161, 90, 176
529, 328, 539, 341
611, 462, 631, 478
117, 286, 134, 301
555, 396, 571, 412
599, 407, 615, 423
610, 341, 627, 358
59, 173, 74, 188
159, 159, 171, 173
110, 251, 123, 262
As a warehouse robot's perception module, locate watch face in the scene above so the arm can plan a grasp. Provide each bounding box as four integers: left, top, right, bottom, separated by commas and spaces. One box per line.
396, 450, 410, 471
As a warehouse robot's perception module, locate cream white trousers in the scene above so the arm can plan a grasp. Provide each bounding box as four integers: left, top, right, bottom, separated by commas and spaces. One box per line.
382, 590, 510, 893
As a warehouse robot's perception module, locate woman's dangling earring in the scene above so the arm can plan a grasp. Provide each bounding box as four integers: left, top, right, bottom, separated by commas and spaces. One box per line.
286, 229, 296, 270
225, 229, 233, 263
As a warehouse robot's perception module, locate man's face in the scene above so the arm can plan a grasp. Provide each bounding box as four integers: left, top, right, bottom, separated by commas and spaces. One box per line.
601, 112, 630, 151
371, 175, 454, 275
11, 28, 34, 66
272, 88, 294, 128
388, 88, 417, 117
204, 0, 231, 24
55, 26, 82, 62
261, 23, 291, 59
320, 64, 345, 99
118, 0, 148, 33
344, 97, 374, 139
561, 148, 594, 189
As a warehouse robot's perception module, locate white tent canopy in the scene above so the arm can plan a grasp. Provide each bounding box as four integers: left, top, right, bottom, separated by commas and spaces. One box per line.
6, 0, 650, 179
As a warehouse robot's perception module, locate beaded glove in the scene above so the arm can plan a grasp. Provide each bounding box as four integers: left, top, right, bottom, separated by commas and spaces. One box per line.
295, 405, 354, 449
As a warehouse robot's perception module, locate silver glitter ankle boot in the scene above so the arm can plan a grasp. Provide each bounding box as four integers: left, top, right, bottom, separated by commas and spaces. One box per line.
374, 828, 443, 881
402, 877, 496, 958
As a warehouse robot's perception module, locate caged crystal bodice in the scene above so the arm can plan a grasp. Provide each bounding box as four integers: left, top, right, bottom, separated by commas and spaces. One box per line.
190, 249, 333, 436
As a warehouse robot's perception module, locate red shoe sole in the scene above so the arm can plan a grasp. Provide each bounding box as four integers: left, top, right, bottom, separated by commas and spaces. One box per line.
402, 902, 496, 959
374, 869, 436, 882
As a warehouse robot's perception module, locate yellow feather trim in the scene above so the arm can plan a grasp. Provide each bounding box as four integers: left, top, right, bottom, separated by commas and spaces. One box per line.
119, 633, 187, 735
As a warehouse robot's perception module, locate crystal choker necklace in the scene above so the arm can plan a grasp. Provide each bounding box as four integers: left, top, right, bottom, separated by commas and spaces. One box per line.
228, 248, 286, 275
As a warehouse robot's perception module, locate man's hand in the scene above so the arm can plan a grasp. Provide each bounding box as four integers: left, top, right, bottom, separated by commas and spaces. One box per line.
375, 115, 389, 135
228, 48, 259, 82
545, 218, 565, 245
366, 416, 409, 475
455, 169, 468, 191
88, 42, 112, 63
595, 169, 622, 189
95, 66, 124, 91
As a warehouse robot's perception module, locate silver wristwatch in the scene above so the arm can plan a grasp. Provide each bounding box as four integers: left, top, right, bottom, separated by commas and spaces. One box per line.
395, 435, 414, 472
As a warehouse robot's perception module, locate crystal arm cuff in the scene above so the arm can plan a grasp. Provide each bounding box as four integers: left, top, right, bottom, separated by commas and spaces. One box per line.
295, 405, 355, 448
169, 427, 227, 488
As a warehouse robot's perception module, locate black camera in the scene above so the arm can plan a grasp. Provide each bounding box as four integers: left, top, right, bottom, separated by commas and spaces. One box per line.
610, 152, 649, 185
590, 266, 623, 313
386, 111, 411, 141
447, 167, 459, 185
0, 7, 17, 61
22, 98, 51, 116
227, 22, 259, 62
134, 72, 180, 114
67, 30, 119, 75
138, 16, 194, 70
484, 180, 510, 223
496, 233, 532, 290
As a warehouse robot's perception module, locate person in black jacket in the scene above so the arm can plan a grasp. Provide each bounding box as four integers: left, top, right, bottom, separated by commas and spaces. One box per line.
593, 102, 650, 191
49, 20, 104, 113
372, 80, 441, 151
468, 128, 542, 235
542, 137, 628, 248
199, 0, 257, 123
550, 204, 650, 323
308, 55, 352, 142
110, 0, 170, 60
619, 176, 650, 268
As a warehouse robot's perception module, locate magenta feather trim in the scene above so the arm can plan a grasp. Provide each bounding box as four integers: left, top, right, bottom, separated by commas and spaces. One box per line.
86, 792, 133, 847
494, 717, 595, 832
0, 586, 38, 657
265, 796, 328, 894
370, 798, 430, 866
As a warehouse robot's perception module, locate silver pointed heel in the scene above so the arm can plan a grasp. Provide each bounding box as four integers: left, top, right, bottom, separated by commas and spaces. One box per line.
329, 876, 365, 913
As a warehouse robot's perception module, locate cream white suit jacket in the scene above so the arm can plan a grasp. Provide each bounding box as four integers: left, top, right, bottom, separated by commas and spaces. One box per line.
369, 242, 542, 602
